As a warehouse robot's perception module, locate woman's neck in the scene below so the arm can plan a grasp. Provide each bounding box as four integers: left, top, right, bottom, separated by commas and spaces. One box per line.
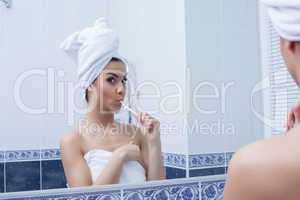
85, 109, 115, 128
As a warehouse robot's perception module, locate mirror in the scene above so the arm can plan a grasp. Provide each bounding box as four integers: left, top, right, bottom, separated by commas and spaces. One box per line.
0, 0, 269, 196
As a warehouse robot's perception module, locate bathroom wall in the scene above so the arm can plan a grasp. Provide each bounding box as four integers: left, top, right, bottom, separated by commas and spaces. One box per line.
0, 0, 111, 151
107, 0, 264, 179
107, 0, 188, 156
1, 0, 189, 157
185, 0, 264, 176
0, 0, 111, 192
107, 1, 188, 180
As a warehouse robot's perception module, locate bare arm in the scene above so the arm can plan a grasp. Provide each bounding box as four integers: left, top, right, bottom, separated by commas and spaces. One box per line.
60, 133, 93, 187
223, 142, 282, 200
146, 143, 165, 180
140, 129, 165, 181
133, 112, 165, 181
223, 157, 255, 200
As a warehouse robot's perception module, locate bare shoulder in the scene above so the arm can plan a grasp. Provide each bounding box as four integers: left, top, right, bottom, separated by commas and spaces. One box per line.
60, 129, 82, 154
225, 130, 300, 200
231, 128, 300, 171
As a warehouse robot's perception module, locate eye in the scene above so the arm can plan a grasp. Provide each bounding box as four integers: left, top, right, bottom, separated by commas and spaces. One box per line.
107, 77, 115, 84
122, 78, 128, 85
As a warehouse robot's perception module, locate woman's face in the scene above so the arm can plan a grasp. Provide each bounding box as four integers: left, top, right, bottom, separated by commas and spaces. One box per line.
90, 60, 127, 113
280, 38, 300, 86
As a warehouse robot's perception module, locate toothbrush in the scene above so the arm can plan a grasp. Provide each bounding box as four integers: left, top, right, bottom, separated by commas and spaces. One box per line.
121, 101, 155, 133
121, 101, 138, 116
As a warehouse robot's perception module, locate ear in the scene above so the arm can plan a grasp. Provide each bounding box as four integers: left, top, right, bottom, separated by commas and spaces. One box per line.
286, 41, 297, 55
281, 38, 297, 63
87, 85, 94, 91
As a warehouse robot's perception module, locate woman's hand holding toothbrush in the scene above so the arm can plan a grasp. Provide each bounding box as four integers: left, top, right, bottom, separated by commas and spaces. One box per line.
121, 102, 165, 180
134, 112, 161, 147
121, 102, 161, 148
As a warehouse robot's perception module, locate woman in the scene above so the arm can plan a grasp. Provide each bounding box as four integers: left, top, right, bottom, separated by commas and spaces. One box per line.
59, 18, 165, 187
224, 1, 300, 199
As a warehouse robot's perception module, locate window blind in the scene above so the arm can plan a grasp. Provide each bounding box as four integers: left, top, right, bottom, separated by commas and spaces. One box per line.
262, 7, 300, 135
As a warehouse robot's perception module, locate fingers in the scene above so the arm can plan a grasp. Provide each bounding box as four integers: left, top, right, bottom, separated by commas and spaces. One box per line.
294, 103, 300, 124
286, 116, 289, 131
140, 112, 147, 124
131, 111, 139, 120
129, 140, 135, 145
121, 142, 145, 168
287, 108, 295, 131
133, 112, 150, 124
286, 103, 300, 131
127, 140, 139, 149
132, 112, 159, 133
145, 121, 154, 132
132, 112, 144, 122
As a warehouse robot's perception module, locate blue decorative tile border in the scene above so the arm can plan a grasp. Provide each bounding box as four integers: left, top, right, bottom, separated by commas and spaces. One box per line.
0, 189, 121, 200
1, 149, 187, 168
123, 182, 199, 200
163, 153, 186, 169
0, 149, 235, 169
40, 190, 121, 200
5, 150, 40, 162
1, 149, 61, 162
2, 149, 61, 162
188, 152, 235, 169
189, 153, 225, 169
41, 149, 61, 160
0, 175, 226, 200
201, 180, 225, 200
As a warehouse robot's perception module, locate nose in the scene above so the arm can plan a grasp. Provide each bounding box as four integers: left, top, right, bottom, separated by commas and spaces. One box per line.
116, 82, 125, 96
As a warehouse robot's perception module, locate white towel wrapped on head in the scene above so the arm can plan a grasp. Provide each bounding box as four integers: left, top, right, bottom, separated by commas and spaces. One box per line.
261, 0, 300, 41
60, 17, 128, 99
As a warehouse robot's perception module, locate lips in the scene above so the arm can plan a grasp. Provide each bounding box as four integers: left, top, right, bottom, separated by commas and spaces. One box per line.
115, 100, 123, 106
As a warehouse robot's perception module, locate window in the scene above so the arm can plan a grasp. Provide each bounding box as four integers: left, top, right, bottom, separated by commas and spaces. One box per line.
260, 4, 300, 136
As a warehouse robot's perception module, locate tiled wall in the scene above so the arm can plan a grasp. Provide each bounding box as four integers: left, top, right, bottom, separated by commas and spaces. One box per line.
0, 175, 226, 200
0, 149, 234, 193
162, 152, 234, 179
0, 149, 66, 193
189, 152, 234, 177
